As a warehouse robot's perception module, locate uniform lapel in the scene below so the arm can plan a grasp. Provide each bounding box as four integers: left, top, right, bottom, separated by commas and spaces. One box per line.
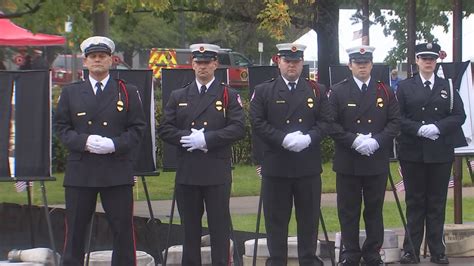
416, 75, 433, 106
430, 76, 445, 102
80, 81, 99, 114
276, 77, 291, 108
95, 79, 116, 115
189, 80, 220, 122
356, 79, 376, 117
286, 78, 307, 119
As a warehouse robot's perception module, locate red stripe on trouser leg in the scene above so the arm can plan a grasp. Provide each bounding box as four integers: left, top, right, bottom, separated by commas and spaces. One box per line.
131, 200, 137, 266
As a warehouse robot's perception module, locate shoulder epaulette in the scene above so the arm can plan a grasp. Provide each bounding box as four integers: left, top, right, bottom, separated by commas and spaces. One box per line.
181, 81, 192, 88
332, 78, 348, 87
305, 78, 320, 98
71, 80, 86, 85
376, 80, 390, 101
264, 78, 276, 83
115, 78, 128, 84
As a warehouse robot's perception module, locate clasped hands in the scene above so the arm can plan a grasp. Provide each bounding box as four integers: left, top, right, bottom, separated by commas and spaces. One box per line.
417, 124, 440, 140
352, 133, 379, 156
86, 135, 115, 154
180, 128, 208, 152
282, 131, 311, 152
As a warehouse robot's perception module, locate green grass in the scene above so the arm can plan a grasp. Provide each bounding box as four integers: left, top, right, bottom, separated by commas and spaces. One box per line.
224, 198, 474, 234
1, 162, 472, 205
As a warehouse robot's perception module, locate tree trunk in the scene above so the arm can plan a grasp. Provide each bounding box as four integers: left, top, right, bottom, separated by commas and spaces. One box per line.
123, 48, 134, 68
362, 0, 370, 45
92, 0, 109, 36
452, 0, 462, 62
407, 0, 416, 77
314, 0, 340, 87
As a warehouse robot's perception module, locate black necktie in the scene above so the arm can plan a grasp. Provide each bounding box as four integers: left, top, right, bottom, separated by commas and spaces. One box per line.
361, 83, 368, 93
200, 85, 206, 95
424, 80, 431, 90
289, 82, 296, 91
96, 82, 103, 99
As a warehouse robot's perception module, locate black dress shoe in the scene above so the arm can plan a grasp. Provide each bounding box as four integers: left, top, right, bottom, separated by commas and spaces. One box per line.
430, 254, 449, 264
364, 259, 385, 266
400, 252, 419, 264
338, 259, 359, 266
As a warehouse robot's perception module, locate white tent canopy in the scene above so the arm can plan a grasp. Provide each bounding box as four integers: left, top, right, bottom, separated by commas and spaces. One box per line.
292, 9, 474, 63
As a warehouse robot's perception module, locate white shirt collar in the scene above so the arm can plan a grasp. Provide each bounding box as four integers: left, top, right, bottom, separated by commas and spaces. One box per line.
353, 76, 371, 91
89, 75, 110, 93
420, 74, 435, 89
196, 77, 215, 93
281, 76, 299, 90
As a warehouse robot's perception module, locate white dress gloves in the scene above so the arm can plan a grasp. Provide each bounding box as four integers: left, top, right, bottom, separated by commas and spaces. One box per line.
282, 131, 311, 152
180, 128, 208, 152
86, 134, 116, 154
417, 124, 440, 140
352, 133, 379, 156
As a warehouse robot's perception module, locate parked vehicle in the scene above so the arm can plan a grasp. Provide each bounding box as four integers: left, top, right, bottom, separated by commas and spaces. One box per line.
51, 54, 84, 86
148, 48, 252, 88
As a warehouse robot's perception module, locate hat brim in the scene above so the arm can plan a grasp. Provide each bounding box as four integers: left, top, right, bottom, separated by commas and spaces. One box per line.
84, 46, 112, 56
351, 58, 372, 63
417, 53, 439, 59
193, 57, 216, 62
279, 55, 303, 61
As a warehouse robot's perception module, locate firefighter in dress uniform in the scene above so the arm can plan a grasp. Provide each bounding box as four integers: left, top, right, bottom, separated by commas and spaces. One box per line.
329, 45, 400, 266
397, 43, 466, 265
54, 36, 146, 265
250, 43, 332, 266
157, 43, 245, 265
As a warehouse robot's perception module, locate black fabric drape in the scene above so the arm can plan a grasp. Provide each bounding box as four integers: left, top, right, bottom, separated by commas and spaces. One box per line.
14, 71, 50, 177
0, 73, 14, 177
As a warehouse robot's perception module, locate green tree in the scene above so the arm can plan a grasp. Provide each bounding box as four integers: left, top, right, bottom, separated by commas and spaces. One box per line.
349, 0, 473, 67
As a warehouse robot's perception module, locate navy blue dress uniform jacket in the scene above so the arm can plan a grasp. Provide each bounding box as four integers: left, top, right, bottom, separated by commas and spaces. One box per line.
250, 77, 333, 177
158, 80, 245, 186
329, 78, 400, 175
396, 75, 466, 163
54, 79, 146, 187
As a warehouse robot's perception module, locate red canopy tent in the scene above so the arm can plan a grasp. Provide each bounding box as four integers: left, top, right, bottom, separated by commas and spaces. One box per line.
0, 18, 65, 46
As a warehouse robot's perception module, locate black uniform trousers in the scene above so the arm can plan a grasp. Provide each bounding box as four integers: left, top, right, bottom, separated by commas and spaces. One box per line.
400, 160, 451, 256
176, 182, 231, 266
62, 185, 135, 266
262, 175, 321, 266
336, 173, 387, 264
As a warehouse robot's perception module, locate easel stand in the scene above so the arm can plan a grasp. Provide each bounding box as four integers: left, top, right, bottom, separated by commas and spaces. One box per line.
84, 172, 162, 265
0, 176, 58, 266
252, 178, 333, 266
162, 177, 241, 266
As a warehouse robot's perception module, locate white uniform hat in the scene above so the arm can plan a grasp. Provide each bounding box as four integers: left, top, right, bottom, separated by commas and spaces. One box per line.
80, 36, 115, 56
276, 43, 306, 60
346, 45, 375, 63
189, 43, 220, 61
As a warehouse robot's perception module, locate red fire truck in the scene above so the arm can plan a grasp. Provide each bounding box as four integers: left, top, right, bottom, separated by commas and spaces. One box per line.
148, 48, 252, 88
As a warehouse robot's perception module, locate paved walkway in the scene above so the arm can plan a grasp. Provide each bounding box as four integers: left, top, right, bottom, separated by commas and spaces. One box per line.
49, 187, 474, 265
128, 186, 474, 220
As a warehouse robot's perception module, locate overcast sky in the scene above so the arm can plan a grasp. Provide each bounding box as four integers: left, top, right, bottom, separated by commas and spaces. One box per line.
296, 9, 474, 63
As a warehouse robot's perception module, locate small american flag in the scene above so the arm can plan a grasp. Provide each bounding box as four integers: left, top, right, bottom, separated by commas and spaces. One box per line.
396, 166, 455, 192
256, 165, 262, 178
14, 181, 32, 193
